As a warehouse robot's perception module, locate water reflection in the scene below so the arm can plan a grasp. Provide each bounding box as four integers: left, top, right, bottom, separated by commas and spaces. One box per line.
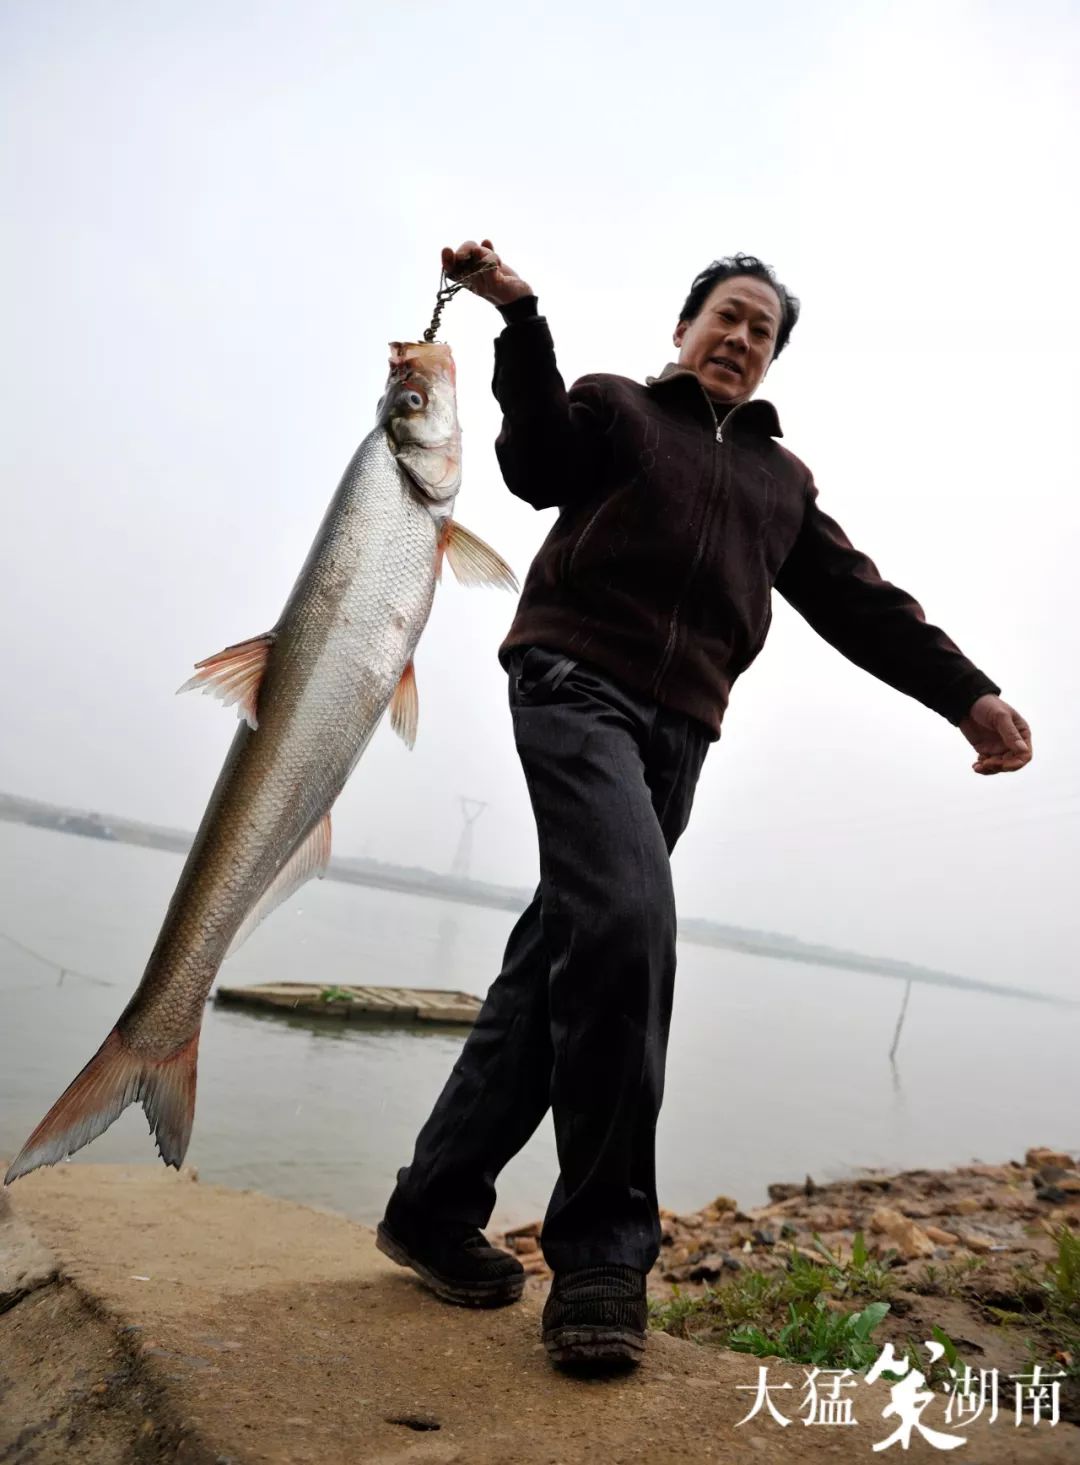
434, 912, 460, 978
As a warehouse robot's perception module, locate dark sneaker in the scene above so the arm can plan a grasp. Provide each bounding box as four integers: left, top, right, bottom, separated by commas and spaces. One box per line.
542, 1265, 647, 1370
375, 1207, 524, 1308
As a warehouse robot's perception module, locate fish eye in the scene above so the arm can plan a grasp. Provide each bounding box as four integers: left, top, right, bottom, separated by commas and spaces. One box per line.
404, 389, 425, 410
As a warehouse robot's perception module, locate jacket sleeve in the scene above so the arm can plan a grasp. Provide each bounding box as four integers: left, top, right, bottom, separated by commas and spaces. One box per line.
491, 306, 610, 511
773, 474, 1001, 724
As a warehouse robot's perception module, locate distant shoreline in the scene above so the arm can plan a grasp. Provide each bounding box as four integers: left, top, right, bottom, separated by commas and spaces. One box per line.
1, 789, 1070, 1008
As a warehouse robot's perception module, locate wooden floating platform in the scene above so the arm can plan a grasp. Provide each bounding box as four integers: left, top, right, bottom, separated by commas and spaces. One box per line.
214, 981, 482, 1026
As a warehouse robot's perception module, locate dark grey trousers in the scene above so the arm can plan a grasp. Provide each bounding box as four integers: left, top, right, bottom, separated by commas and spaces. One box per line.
390, 645, 710, 1273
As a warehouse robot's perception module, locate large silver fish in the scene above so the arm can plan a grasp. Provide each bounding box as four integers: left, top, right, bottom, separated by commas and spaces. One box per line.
5, 342, 516, 1184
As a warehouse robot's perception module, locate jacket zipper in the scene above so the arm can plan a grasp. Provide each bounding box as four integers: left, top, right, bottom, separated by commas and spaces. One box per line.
653, 392, 747, 692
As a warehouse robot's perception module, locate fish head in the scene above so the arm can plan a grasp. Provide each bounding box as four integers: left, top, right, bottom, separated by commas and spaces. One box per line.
379, 341, 461, 511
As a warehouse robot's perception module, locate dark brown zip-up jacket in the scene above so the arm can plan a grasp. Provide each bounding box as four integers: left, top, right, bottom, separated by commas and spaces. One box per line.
493, 304, 999, 738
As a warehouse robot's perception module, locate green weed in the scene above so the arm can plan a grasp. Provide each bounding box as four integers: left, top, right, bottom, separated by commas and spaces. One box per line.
1041, 1225, 1080, 1316
810, 1231, 897, 1297
729, 1299, 891, 1371
650, 1242, 896, 1368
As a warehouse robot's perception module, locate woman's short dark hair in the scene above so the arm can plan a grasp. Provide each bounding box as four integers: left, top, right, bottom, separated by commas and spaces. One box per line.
679, 254, 800, 358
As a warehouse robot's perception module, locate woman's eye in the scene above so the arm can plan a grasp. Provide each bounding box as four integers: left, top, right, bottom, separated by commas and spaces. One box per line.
405, 390, 424, 409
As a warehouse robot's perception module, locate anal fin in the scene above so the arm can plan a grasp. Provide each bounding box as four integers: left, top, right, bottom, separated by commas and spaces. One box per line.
225, 812, 332, 958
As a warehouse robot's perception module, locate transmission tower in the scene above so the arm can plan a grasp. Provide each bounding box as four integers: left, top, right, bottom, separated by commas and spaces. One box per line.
451, 797, 488, 879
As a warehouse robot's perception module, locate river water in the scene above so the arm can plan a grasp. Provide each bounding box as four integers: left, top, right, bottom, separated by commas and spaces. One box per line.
1, 822, 1076, 1229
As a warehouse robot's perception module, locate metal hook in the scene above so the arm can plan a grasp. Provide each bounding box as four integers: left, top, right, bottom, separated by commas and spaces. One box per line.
422, 261, 497, 343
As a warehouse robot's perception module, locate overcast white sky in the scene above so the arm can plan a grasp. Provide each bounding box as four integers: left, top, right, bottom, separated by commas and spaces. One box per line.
2, 0, 1078, 997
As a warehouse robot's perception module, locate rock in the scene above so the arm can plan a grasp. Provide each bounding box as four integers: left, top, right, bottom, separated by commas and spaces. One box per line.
1035, 1166, 1070, 1186
780, 1222, 798, 1239
751, 1229, 776, 1247
955, 1231, 1002, 1254
995, 1191, 1040, 1214
1035, 1186, 1070, 1205
869, 1206, 936, 1259
1035, 1168, 1080, 1196
924, 1225, 960, 1246
804, 1207, 854, 1231
1025, 1147, 1075, 1171
767, 1183, 800, 1202
709, 1194, 738, 1215
963, 1164, 1015, 1183
687, 1253, 729, 1282
951, 1196, 982, 1216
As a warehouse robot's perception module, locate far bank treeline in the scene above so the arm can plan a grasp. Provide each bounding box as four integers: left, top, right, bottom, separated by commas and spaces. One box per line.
0, 790, 1067, 1008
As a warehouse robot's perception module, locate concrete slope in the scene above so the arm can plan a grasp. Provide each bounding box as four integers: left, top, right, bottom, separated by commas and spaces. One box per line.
1, 1166, 1073, 1464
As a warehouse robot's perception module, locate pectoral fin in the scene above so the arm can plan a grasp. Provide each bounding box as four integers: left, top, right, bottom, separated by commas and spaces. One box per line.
226, 812, 332, 958
438, 521, 519, 590
178, 633, 276, 730
389, 660, 418, 748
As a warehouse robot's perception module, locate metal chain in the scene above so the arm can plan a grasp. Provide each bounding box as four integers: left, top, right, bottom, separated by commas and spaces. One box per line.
422, 261, 496, 343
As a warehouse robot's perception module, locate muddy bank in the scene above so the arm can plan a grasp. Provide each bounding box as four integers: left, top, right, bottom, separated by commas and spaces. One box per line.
1, 1161, 1076, 1463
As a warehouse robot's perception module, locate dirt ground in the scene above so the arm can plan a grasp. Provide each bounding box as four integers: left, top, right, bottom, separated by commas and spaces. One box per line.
1, 1161, 1076, 1464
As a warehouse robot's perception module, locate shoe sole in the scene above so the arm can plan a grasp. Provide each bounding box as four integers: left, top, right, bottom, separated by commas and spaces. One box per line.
375, 1223, 525, 1309
544, 1325, 646, 1369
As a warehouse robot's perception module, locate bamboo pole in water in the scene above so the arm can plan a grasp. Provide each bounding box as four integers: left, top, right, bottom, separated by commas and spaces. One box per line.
889, 977, 913, 1061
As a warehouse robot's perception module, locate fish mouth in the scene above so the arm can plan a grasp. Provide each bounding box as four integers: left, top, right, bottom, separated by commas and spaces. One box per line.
388, 341, 456, 385
708, 356, 743, 377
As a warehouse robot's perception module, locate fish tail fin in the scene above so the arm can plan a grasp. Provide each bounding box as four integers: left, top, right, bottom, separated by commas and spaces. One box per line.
3, 1028, 199, 1185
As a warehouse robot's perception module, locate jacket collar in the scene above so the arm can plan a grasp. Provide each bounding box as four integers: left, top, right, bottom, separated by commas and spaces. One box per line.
645, 362, 783, 438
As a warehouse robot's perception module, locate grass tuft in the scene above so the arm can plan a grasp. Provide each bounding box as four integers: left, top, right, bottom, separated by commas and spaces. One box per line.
1041, 1225, 1080, 1316
650, 1240, 896, 1369
729, 1299, 890, 1371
